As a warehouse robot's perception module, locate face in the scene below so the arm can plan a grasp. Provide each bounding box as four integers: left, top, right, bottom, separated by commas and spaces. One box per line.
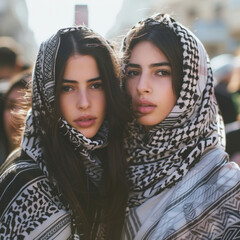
126, 41, 176, 129
60, 54, 106, 138
4, 86, 24, 149
0, 66, 16, 80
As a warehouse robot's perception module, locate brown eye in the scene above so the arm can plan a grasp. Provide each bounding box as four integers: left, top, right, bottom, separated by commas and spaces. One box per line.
156, 70, 171, 76
126, 70, 139, 78
62, 85, 73, 92
91, 82, 103, 89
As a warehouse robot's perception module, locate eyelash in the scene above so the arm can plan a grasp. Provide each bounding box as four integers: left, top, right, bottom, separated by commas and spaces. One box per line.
61, 81, 103, 93
156, 70, 171, 76
61, 85, 73, 92
90, 82, 103, 89
126, 70, 139, 78
126, 69, 171, 78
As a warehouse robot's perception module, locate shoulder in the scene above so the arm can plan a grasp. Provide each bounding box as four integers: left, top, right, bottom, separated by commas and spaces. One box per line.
182, 147, 239, 190
200, 147, 240, 171
0, 148, 43, 188
199, 147, 240, 186
0, 149, 70, 239
200, 147, 229, 162
0, 148, 48, 214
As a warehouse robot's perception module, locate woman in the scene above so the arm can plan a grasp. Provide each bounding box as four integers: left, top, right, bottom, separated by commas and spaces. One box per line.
0, 70, 31, 165
121, 13, 240, 239
0, 26, 129, 239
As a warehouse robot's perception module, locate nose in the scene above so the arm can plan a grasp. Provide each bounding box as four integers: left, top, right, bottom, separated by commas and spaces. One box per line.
136, 73, 152, 95
77, 89, 90, 110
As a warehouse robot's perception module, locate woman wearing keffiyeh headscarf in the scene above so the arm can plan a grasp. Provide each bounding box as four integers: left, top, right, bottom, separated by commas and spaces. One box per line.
121, 13, 240, 239
0, 26, 129, 239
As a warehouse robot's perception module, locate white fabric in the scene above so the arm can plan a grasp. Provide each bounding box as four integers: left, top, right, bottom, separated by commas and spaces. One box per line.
122, 148, 240, 239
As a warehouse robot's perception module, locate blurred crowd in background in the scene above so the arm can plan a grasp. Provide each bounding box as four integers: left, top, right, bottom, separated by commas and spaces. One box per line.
1, 0, 240, 166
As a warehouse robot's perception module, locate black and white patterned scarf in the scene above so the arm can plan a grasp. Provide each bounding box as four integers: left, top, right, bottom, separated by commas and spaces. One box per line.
123, 14, 225, 209
21, 26, 108, 184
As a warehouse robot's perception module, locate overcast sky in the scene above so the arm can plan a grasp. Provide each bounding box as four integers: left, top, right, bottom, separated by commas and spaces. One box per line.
25, 0, 124, 45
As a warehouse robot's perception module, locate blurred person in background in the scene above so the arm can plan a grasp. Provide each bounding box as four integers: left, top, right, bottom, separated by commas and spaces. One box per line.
228, 49, 240, 121
0, 0, 38, 65
224, 49, 240, 165
226, 128, 240, 165
211, 53, 238, 124
121, 13, 240, 239
0, 69, 31, 165
0, 36, 29, 94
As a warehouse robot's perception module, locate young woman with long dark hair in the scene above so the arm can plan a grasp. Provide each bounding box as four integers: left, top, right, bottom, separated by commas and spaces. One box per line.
0, 70, 31, 165
121, 13, 240, 239
0, 26, 129, 239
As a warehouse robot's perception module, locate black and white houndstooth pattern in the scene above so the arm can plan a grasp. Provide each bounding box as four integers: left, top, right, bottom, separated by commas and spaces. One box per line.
21, 26, 108, 182
123, 14, 225, 208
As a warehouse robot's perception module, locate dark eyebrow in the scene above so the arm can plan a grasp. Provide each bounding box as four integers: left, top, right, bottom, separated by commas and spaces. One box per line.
126, 62, 171, 69
126, 63, 141, 68
62, 79, 76, 84
62, 76, 101, 83
88, 76, 101, 82
150, 62, 171, 68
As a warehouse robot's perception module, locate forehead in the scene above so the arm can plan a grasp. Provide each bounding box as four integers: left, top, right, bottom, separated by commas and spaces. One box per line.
63, 54, 99, 79
129, 41, 169, 64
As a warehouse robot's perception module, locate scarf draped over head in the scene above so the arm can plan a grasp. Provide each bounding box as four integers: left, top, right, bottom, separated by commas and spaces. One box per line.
123, 14, 225, 209
21, 26, 108, 184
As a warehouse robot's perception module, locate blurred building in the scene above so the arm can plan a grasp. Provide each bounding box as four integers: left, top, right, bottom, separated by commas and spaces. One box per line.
107, 0, 240, 57
106, 0, 157, 43
0, 0, 38, 65
75, 5, 88, 26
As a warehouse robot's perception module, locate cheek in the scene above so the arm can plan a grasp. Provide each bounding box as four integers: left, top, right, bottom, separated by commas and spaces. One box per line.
126, 80, 135, 97
160, 81, 176, 99
165, 88, 177, 109
59, 95, 69, 118
98, 94, 107, 117
90, 91, 106, 118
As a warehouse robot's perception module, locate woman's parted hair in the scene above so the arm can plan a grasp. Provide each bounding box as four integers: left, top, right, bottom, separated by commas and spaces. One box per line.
122, 20, 184, 98
54, 28, 125, 128
42, 28, 129, 239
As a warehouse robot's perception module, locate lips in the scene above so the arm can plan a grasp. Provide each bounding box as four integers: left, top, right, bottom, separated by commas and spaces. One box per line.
74, 115, 96, 128
135, 99, 156, 114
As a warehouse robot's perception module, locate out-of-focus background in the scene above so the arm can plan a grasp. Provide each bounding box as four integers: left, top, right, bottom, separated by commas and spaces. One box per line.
108, 0, 240, 58
1, 0, 240, 165
2, 0, 240, 63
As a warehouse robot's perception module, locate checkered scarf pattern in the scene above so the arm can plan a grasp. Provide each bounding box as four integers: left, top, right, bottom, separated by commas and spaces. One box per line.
122, 13, 225, 209
21, 26, 108, 183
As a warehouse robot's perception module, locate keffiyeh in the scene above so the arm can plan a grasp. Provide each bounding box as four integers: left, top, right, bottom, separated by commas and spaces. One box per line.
0, 26, 108, 239
121, 13, 240, 240
123, 13, 225, 208
22, 26, 108, 183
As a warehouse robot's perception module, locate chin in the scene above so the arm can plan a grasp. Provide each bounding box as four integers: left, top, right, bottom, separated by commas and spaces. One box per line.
80, 129, 98, 139
137, 117, 161, 128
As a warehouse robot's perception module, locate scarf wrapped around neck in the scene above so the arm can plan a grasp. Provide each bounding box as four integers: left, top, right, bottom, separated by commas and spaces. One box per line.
123, 14, 225, 209
21, 26, 108, 185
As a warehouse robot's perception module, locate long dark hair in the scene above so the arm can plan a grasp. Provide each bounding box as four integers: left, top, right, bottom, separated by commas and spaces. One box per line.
41, 29, 130, 239
0, 70, 31, 165
122, 21, 183, 98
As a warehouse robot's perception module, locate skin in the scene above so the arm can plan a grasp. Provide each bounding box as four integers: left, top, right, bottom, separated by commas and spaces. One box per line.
126, 41, 176, 130
0, 66, 17, 80
0, 63, 22, 80
60, 54, 106, 138
4, 86, 24, 151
